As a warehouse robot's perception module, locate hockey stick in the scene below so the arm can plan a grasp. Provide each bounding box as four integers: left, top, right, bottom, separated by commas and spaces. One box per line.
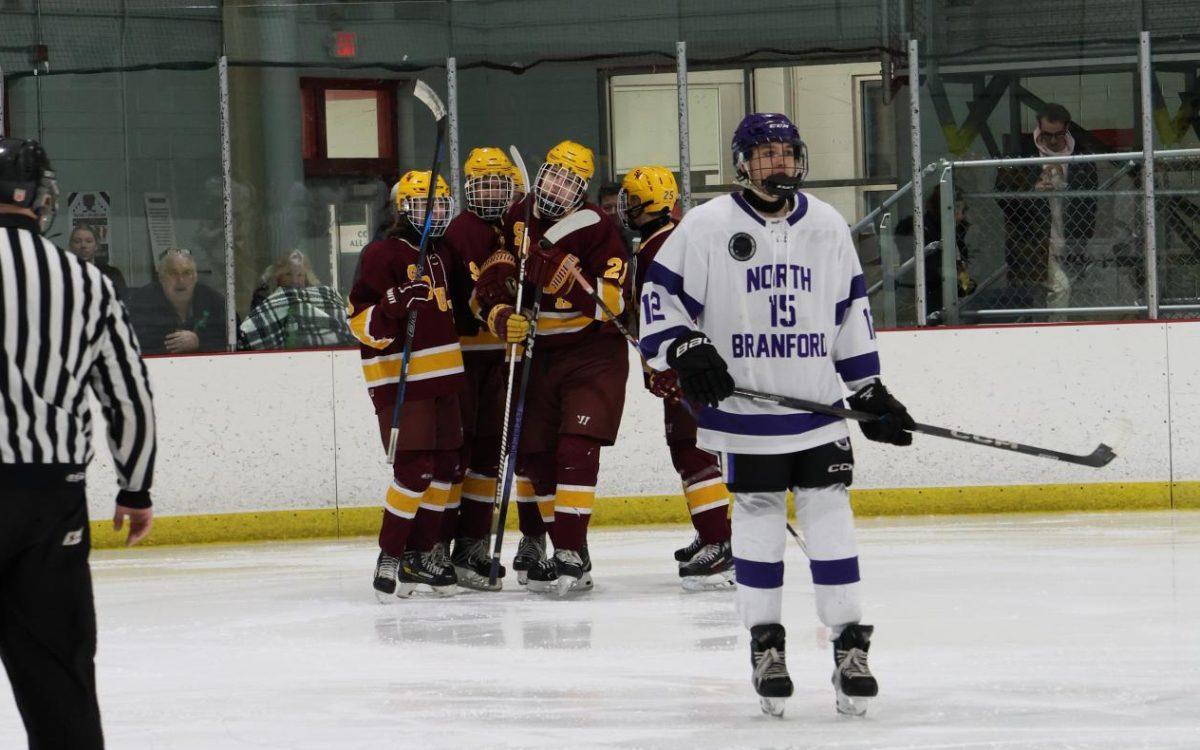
487, 145, 535, 586
732, 388, 1118, 468
558, 262, 812, 552
488, 205, 602, 584
385, 80, 448, 464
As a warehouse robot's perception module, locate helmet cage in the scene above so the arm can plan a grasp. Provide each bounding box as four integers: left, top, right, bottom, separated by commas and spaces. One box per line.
465, 173, 515, 221
534, 162, 588, 219
733, 140, 809, 195
401, 195, 456, 238
616, 188, 643, 230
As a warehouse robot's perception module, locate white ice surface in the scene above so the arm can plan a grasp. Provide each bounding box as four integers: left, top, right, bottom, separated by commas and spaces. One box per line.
3, 513, 1199, 750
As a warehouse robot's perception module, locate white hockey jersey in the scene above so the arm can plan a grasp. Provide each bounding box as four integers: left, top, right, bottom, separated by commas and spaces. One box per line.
639, 191, 881, 455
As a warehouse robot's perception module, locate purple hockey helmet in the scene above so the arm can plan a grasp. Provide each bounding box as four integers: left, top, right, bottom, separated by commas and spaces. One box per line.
730, 113, 808, 196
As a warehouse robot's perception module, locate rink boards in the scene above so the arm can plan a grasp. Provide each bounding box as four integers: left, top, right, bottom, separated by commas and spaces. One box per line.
85, 321, 1200, 547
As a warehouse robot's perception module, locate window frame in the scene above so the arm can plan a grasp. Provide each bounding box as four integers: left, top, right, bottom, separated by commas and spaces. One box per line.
300, 77, 399, 179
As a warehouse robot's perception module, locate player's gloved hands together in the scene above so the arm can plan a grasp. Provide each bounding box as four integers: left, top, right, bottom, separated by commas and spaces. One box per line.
666, 332, 735, 407
476, 250, 518, 309
646, 368, 683, 404
527, 240, 580, 295
487, 304, 531, 344
379, 278, 432, 319
847, 380, 915, 446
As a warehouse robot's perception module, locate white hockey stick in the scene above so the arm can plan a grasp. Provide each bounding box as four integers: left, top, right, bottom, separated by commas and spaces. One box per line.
488, 206, 600, 584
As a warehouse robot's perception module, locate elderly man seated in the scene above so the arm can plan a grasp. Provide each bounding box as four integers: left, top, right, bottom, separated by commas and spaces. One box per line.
238, 250, 354, 350
127, 248, 227, 355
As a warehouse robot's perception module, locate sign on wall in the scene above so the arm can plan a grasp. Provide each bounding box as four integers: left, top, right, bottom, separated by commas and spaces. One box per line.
144, 192, 177, 261
68, 191, 111, 260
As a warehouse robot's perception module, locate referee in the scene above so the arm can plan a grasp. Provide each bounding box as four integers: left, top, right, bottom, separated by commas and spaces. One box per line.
1, 137, 156, 749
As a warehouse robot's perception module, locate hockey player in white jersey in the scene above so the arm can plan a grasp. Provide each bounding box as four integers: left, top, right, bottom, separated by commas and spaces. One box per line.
638, 113, 915, 718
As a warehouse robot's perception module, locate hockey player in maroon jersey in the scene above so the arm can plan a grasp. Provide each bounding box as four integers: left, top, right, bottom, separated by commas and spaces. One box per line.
439, 147, 520, 590
348, 170, 465, 600
619, 165, 734, 591
473, 140, 631, 594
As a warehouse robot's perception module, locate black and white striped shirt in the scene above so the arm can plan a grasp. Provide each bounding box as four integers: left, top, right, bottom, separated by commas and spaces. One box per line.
1, 213, 156, 506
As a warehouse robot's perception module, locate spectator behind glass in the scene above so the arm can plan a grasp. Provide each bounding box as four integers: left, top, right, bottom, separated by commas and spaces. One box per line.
238, 250, 355, 350
127, 247, 226, 354
995, 102, 1098, 321
68, 224, 128, 300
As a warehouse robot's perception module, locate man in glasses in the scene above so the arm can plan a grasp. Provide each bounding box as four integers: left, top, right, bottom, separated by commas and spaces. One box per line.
996, 102, 1098, 321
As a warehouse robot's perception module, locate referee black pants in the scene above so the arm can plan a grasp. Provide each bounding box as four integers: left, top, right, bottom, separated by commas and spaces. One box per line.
0, 465, 103, 750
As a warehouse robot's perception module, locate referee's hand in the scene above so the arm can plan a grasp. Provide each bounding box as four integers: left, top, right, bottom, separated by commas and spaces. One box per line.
113, 505, 154, 547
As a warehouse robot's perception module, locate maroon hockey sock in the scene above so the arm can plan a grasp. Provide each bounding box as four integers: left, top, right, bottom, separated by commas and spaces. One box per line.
439, 504, 460, 544
378, 513, 414, 557
550, 435, 601, 552
408, 506, 445, 552
552, 511, 590, 551
691, 505, 732, 544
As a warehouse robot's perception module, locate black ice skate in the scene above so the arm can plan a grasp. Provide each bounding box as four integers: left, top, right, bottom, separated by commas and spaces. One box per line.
512, 533, 547, 585
372, 550, 401, 602
398, 549, 458, 597
524, 557, 558, 593
678, 540, 735, 591
451, 537, 504, 592
750, 624, 794, 718
674, 533, 703, 563
832, 624, 878, 716
553, 547, 593, 595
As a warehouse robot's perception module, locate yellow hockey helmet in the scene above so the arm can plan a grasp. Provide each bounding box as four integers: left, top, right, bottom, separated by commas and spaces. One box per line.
534, 139, 594, 218
618, 165, 678, 229
394, 170, 454, 237
463, 147, 516, 221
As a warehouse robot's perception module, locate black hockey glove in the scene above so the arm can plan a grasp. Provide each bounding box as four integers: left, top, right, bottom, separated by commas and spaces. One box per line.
847, 380, 915, 446
666, 332, 735, 407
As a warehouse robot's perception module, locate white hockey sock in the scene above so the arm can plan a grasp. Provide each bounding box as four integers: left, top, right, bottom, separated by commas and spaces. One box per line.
794, 484, 863, 628
731, 491, 788, 629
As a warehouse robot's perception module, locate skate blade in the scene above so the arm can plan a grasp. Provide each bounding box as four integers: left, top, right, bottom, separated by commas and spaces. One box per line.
516, 570, 529, 585
525, 578, 556, 594
680, 571, 735, 592
555, 572, 593, 596
836, 693, 871, 717
759, 697, 787, 718
373, 586, 398, 604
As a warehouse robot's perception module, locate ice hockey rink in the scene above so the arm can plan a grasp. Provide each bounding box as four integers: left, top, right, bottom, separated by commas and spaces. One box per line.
2, 512, 1198, 750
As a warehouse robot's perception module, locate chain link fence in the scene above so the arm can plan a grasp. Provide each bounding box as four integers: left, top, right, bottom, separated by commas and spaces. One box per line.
952, 154, 1146, 323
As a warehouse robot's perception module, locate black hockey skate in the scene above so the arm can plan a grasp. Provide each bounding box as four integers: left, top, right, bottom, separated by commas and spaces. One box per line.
527, 545, 592, 595
750, 624, 794, 718
678, 540, 735, 591
398, 549, 458, 597
674, 533, 703, 563
512, 533, 547, 585
553, 547, 593, 595
451, 537, 504, 592
832, 624, 878, 716
372, 550, 401, 602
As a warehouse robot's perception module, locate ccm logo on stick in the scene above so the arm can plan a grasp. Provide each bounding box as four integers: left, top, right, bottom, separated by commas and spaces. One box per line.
949, 430, 1019, 449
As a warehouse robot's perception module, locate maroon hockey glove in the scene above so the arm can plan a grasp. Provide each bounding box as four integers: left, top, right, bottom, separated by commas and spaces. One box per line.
646, 368, 683, 404
666, 332, 734, 408
525, 242, 581, 295
476, 249, 518, 309
378, 278, 432, 320
847, 380, 915, 446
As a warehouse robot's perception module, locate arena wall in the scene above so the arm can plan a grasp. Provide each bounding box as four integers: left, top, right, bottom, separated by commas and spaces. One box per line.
84, 320, 1198, 547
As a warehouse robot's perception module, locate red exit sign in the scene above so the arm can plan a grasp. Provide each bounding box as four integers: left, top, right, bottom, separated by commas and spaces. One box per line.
334, 31, 357, 58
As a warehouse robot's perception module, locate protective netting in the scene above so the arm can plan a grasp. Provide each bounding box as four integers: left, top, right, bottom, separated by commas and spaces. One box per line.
952, 156, 1147, 323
